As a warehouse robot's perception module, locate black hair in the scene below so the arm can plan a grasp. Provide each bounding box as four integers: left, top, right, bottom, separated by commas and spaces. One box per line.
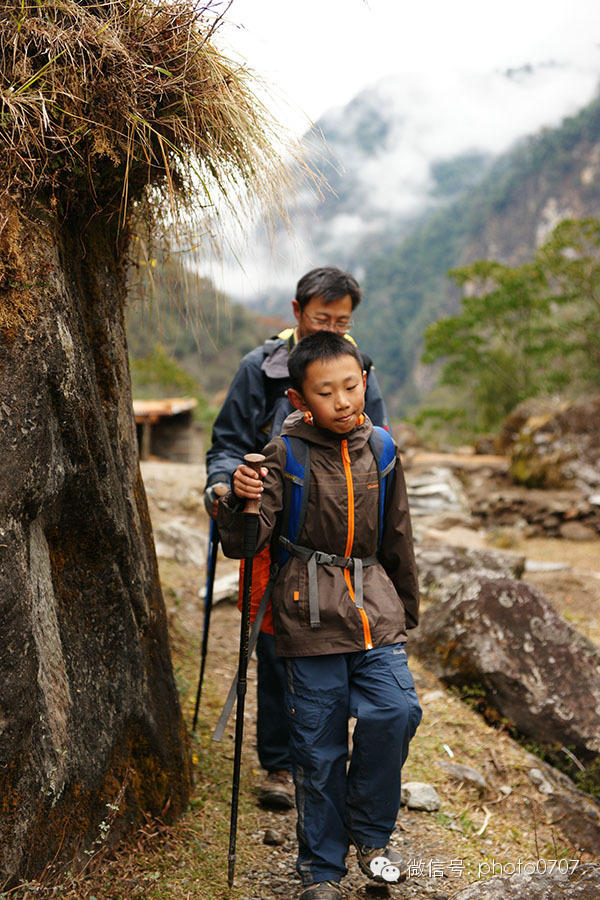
288, 331, 364, 392
295, 266, 362, 311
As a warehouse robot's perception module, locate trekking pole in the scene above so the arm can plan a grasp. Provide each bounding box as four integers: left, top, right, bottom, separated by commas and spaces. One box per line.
192, 486, 226, 731
228, 452, 265, 888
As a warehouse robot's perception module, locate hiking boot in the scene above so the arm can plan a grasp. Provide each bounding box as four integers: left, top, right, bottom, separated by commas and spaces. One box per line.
349, 836, 407, 883
257, 769, 294, 810
300, 882, 343, 900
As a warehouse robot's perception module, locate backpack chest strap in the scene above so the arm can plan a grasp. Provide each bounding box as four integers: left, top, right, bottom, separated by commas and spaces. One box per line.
279, 536, 378, 628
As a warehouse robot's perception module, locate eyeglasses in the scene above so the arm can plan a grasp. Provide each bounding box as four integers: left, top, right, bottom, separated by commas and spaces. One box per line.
303, 312, 353, 333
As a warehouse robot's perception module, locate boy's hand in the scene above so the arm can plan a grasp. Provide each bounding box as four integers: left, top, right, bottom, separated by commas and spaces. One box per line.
233, 464, 267, 501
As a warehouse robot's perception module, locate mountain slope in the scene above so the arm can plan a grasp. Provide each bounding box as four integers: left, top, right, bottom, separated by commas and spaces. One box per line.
354, 89, 600, 412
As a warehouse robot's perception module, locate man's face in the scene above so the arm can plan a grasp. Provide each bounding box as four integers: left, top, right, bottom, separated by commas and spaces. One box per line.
290, 355, 367, 434
293, 294, 353, 339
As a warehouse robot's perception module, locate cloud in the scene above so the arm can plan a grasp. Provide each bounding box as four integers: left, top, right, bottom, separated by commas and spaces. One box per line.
317, 61, 600, 217
198, 57, 600, 303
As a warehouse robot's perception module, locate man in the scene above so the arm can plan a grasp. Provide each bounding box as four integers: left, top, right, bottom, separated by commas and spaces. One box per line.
204, 266, 388, 809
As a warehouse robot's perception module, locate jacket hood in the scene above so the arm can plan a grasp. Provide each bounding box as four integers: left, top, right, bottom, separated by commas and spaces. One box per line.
280, 408, 373, 450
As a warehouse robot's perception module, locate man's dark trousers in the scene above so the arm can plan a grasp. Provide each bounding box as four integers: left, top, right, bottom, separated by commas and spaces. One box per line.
283, 644, 422, 886
256, 631, 292, 772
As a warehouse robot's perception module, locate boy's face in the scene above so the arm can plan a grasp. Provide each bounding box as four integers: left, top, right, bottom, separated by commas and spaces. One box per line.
288, 354, 367, 434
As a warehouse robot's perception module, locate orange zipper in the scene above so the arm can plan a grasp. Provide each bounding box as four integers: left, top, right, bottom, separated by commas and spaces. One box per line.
341, 439, 373, 650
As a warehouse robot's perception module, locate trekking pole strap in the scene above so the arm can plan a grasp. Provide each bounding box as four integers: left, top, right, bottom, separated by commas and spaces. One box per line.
212, 567, 278, 743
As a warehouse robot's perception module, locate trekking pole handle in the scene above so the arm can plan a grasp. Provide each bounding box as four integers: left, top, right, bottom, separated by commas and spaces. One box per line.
242, 453, 265, 516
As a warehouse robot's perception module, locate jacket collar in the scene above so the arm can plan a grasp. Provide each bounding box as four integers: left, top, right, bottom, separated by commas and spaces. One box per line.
281, 409, 373, 450
261, 328, 360, 380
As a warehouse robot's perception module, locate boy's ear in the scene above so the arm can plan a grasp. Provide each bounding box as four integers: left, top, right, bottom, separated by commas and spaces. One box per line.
287, 387, 309, 412
362, 370, 367, 391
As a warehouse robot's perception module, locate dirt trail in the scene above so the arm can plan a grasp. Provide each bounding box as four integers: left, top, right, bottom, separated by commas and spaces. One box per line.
136, 455, 600, 900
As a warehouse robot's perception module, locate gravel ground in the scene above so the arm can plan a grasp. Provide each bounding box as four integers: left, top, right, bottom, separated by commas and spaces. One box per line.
142, 459, 599, 900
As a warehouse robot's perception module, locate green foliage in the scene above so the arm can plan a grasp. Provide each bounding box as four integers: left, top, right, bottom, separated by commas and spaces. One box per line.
537, 218, 600, 381
132, 343, 200, 396
575, 754, 600, 800
420, 218, 600, 435
127, 255, 280, 404
130, 343, 216, 431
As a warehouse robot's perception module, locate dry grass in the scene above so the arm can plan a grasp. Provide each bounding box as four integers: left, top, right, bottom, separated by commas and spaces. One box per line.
0, 0, 296, 229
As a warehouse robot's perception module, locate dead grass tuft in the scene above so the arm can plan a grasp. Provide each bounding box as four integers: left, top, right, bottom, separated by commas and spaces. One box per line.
0, 200, 38, 335
0, 0, 295, 229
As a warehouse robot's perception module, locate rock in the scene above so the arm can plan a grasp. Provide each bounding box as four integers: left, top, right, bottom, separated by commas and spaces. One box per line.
413, 576, 600, 759
469, 483, 600, 537
505, 396, 600, 493
524, 560, 571, 573
154, 518, 206, 568
559, 521, 598, 541
421, 690, 447, 704
545, 790, 600, 855
263, 828, 285, 846
415, 542, 525, 603
497, 397, 567, 453
401, 782, 441, 811
450, 868, 600, 899
406, 467, 468, 516
421, 513, 476, 531
528, 767, 554, 794
436, 760, 487, 791
198, 572, 239, 604
392, 421, 420, 451
474, 435, 497, 455
520, 754, 600, 854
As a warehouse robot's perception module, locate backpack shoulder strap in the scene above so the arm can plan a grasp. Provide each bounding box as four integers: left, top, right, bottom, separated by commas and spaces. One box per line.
368, 426, 396, 551
278, 435, 311, 566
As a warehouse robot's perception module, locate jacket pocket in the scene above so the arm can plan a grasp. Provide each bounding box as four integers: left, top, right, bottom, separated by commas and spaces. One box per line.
295, 564, 310, 625
278, 558, 311, 627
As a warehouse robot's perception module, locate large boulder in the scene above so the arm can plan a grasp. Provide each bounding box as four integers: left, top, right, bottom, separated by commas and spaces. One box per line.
415, 542, 525, 603
524, 754, 600, 855
413, 576, 600, 760
450, 867, 600, 900
502, 396, 600, 495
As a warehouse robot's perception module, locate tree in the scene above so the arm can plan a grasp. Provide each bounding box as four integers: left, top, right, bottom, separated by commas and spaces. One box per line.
0, 0, 290, 884
537, 218, 600, 383
421, 218, 600, 433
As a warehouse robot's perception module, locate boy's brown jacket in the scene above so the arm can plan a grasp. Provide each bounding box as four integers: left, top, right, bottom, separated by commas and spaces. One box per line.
217, 410, 419, 658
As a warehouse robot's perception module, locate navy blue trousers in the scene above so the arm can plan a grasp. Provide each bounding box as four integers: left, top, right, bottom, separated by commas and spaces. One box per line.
284, 644, 422, 885
256, 631, 292, 772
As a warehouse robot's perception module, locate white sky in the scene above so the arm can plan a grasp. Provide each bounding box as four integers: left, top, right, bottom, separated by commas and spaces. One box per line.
218, 0, 600, 136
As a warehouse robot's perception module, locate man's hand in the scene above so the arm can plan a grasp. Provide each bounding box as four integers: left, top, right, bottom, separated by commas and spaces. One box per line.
233, 464, 267, 501
204, 483, 229, 519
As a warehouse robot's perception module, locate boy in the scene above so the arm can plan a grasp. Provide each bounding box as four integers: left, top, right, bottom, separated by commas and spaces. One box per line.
217, 332, 421, 900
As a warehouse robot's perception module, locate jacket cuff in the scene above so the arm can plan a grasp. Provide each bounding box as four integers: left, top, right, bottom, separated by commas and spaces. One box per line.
206, 471, 232, 490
